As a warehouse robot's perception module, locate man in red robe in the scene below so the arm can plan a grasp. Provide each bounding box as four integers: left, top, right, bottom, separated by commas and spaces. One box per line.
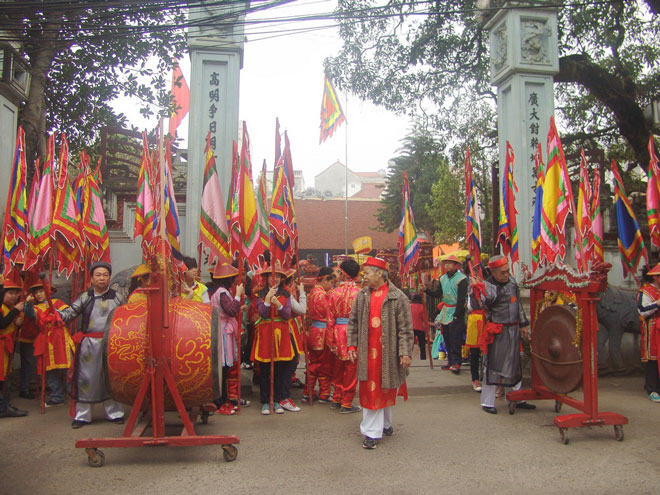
347, 257, 413, 449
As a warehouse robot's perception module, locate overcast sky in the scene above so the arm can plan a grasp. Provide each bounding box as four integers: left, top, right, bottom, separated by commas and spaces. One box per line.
114, 0, 412, 188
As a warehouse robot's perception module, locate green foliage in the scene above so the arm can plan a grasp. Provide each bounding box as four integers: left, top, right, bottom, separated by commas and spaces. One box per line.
376, 127, 445, 234
4, 1, 188, 159
427, 158, 464, 245
326, 1, 660, 170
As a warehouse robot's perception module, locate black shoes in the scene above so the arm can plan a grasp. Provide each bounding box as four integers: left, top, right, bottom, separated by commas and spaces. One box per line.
362, 436, 378, 449
291, 379, 305, 389
482, 406, 497, 414
0, 406, 28, 418
107, 417, 125, 424
71, 420, 89, 429
45, 400, 64, 407
382, 426, 394, 436
516, 402, 536, 410
339, 405, 362, 414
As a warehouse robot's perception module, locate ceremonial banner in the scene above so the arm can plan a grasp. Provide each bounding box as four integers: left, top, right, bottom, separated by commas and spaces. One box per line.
269, 158, 297, 267
275, 117, 281, 165
133, 132, 157, 259
51, 134, 84, 278
2, 126, 28, 268
531, 144, 545, 271
398, 172, 419, 278
236, 122, 263, 269
168, 60, 190, 137
647, 136, 660, 250
464, 149, 481, 270
163, 138, 182, 260
575, 150, 592, 268
256, 160, 270, 252
283, 131, 295, 189
319, 76, 346, 143
76, 151, 110, 263
496, 141, 519, 265
612, 159, 648, 278
25, 134, 55, 271
199, 132, 230, 266
590, 167, 604, 263
228, 140, 241, 258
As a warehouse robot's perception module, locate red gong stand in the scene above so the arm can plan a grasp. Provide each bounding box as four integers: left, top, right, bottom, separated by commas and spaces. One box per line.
507, 263, 628, 444
75, 252, 239, 466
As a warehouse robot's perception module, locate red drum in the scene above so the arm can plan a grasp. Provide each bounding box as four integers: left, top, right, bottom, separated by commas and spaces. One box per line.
104, 298, 221, 410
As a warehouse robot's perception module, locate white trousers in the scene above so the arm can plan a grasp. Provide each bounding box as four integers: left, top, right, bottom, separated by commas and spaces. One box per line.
360, 406, 393, 440
480, 380, 522, 408
75, 399, 124, 423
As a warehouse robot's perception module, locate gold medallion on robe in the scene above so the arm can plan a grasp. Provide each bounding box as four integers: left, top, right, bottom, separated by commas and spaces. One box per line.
371, 316, 381, 327
369, 347, 378, 359
368, 380, 376, 391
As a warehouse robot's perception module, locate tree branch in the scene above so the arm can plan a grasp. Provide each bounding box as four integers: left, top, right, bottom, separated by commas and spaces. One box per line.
555, 54, 652, 169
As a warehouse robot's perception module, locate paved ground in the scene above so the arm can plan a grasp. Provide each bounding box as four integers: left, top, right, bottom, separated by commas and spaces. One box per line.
1, 358, 659, 495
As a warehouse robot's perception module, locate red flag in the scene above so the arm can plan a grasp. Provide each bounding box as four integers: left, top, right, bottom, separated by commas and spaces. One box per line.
275, 117, 281, 165
168, 60, 190, 137
590, 167, 604, 263
647, 136, 660, 250
269, 157, 297, 268
51, 134, 84, 278
133, 132, 157, 260
283, 131, 295, 189
496, 142, 519, 266
199, 132, 231, 266
2, 126, 28, 268
25, 135, 55, 271
575, 150, 592, 270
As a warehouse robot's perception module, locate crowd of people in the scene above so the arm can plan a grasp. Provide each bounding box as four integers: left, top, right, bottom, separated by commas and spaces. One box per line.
3, 250, 658, 450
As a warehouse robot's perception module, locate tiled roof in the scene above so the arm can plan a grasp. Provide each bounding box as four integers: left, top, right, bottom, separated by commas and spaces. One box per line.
295, 198, 397, 250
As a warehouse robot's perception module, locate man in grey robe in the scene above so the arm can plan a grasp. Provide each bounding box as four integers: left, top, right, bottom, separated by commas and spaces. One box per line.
59, 261, 126, 428
469, 255, 536, 414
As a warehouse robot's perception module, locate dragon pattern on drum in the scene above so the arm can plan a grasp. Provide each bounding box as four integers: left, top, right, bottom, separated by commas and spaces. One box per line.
105, 298, 221, 410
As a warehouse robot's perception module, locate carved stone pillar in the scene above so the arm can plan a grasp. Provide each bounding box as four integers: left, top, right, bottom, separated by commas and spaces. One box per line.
485, 3, 559, 272
183, 1, 247, 256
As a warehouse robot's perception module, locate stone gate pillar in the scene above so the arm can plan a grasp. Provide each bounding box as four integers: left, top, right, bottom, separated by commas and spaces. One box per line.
183, 1, 247, 256
485, 2, 559, 272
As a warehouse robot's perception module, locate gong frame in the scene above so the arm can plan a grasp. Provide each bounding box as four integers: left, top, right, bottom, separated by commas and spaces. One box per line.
507, 264, 628, 444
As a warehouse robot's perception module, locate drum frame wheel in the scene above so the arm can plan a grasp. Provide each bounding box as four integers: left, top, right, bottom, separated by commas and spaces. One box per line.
76, 253, 239, 465
507, 265, 628, 445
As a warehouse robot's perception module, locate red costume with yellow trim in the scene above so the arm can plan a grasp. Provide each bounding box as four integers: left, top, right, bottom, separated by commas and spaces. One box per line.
329, 279, 360, 407
32, 299, 74, 371
251, 293, 300, 362
639, 282, 660, 362
0, 304, 20, 381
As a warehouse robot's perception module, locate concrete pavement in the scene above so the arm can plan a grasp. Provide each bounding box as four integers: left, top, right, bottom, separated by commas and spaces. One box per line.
1, 357, 659, 495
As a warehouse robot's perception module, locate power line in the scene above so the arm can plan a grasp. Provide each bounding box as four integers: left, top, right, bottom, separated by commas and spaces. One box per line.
0, 0, 634, 46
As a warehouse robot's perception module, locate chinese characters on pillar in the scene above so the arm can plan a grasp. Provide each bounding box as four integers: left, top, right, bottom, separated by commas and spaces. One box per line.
208, 71, 220, 151
528, 91, 540, 163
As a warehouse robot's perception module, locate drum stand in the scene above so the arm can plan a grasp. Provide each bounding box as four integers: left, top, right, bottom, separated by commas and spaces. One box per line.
75, 267, 239, 466
507, 264, 628, 444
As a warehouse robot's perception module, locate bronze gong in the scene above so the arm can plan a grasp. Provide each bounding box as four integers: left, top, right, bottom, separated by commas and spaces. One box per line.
532, 304, 583, 394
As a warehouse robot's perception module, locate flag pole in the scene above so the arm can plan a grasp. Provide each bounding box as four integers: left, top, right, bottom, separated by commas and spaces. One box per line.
344, 92, 349, 255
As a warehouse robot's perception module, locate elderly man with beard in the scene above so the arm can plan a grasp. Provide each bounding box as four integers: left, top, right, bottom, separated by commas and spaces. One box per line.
347, 257, 413, 449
